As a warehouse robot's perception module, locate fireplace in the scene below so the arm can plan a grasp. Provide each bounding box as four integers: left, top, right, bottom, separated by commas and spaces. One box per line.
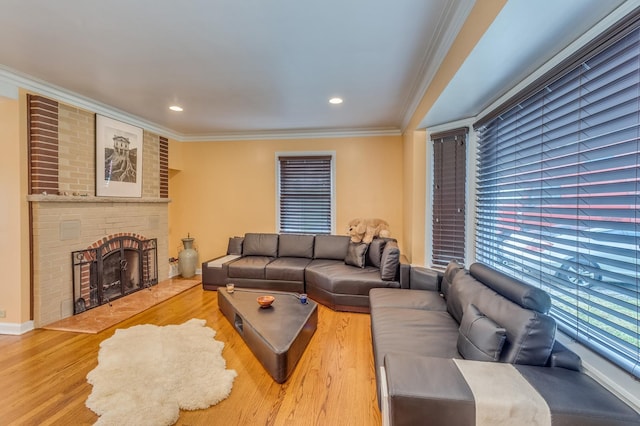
71, 234, 158, 314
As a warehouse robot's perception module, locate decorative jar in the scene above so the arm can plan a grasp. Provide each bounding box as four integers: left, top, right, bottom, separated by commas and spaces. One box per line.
178, 236, 198, 278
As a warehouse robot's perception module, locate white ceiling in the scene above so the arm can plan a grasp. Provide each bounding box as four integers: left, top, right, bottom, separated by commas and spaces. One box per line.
0, 0, 632, 140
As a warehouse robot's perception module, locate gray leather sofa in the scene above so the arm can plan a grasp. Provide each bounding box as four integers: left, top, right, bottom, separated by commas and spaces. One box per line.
202, 232, 410, 312
370, 261, 640, 425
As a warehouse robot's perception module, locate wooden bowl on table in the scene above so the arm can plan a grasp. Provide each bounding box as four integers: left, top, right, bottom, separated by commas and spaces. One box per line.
257, 295, 275, 308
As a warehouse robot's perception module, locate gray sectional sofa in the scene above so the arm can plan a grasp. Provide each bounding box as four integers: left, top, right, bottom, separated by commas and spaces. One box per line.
370, 261, 640, 425
202, 232, 409, 312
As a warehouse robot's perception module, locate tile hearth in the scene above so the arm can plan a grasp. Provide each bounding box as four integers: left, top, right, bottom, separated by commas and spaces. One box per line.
43, 277, 200, 334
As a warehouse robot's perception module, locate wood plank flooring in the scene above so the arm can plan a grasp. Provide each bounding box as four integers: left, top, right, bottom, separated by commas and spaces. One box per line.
0, 285, 381, 426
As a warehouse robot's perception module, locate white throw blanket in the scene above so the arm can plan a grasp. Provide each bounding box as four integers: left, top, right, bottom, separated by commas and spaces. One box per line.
453, 359, 551, 426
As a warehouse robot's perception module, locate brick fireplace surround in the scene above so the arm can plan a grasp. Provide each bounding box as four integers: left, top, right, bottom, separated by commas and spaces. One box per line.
27, 95, 170, 327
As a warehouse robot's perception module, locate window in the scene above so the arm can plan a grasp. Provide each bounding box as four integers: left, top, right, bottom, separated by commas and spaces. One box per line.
431, 128, 467, 268
474, 14, 640, 377
277, 154, 334, 234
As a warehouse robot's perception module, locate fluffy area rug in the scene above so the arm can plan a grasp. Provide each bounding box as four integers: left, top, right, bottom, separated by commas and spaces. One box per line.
86, 319, 237, 426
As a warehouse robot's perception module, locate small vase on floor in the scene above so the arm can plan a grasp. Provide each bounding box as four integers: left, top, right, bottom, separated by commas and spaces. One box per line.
179, 236, 198, 278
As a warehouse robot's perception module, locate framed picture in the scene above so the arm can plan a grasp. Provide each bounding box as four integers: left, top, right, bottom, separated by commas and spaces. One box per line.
96, 115, 143, 197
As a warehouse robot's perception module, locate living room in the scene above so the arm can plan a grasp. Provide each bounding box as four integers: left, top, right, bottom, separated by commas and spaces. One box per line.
1, 0, 640, 424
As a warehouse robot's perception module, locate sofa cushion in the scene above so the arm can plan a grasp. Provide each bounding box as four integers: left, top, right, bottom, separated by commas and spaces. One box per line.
306, 259, 398, 296
469, 262, 551, 314
227, 256, 274, 279
367, 238, 388, 268
457, 304, 507, 362
265, 257, 311, 281
369, 288, 447, 311
242, 233, 279, 257
447, 272, 557, 366
278, 233, 315, 258
380, 241, 400, 281
442, 260, 464, 298
313, 235, 350, 260
227, 236, 244, 255
370, 308, 461, 375
345, 242, 368, 268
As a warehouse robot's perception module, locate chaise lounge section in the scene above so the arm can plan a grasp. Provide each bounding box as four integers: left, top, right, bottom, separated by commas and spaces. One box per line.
370, 261, 640, 425
202, 232, 410, 312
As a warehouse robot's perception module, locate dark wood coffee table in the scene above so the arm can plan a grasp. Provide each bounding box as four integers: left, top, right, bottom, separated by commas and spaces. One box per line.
217, 288, 318, 383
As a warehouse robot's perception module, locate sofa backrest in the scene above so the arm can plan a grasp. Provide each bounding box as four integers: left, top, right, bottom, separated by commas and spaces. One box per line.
242, 233, 279, 257
447, 265, 556, 366
313, 235, 350, 260
469, 263, 551, 314
278, 233, 315, 258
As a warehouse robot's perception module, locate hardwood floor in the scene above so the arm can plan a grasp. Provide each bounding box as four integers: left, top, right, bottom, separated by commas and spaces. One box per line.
0, 285, 381, 425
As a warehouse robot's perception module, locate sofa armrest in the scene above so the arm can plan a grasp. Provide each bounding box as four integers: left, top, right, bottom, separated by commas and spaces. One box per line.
546, 340, 582, 372
201, 254, 241, 288
408, 266, 442, 291
399, 255, 411, 289
383, 354, 475, 426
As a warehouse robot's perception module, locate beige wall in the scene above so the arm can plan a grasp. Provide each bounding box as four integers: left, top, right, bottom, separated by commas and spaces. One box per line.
168, 135, 404, 263
401, 0, 507, 266
402, 130, 427, 265
0, 96, 30, 326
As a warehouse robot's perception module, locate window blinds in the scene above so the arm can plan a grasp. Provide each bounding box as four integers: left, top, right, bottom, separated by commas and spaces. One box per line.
475, 24, 640, 377
278, 156, 332, 234
431, 128, 467, 268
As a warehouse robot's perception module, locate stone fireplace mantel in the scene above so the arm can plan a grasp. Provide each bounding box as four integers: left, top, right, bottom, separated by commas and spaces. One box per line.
28, 195, 171, 204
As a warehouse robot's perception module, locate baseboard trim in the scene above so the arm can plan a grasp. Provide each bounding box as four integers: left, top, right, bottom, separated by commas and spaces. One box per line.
0, 320, 35, 335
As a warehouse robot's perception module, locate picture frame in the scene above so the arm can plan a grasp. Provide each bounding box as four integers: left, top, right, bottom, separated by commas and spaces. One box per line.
96, 115, 143, 197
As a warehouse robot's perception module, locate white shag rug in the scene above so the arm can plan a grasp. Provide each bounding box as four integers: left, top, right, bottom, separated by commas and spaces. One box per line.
86, 318, 237, 426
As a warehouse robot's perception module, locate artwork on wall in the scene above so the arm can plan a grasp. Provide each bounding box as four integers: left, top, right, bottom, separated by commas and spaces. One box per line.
96, 115, 143, 197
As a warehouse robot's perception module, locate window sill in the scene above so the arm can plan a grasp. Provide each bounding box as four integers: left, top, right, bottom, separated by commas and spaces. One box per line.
556, 332, 640, 413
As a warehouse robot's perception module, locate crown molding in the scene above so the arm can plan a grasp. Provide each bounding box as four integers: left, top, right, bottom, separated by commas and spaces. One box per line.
181, 127, 401, 142
0, 65, 182, 140
1, 66, 402, 142
399, 0, 476, 132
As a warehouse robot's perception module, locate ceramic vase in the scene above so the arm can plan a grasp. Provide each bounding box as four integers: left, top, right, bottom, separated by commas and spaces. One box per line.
179, 237, 198, 278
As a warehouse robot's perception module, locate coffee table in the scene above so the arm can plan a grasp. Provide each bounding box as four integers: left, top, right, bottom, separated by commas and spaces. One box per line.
217, 288, 318, 383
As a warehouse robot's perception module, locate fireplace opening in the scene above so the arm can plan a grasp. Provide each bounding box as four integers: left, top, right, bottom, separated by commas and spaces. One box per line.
72, 234, 158, 313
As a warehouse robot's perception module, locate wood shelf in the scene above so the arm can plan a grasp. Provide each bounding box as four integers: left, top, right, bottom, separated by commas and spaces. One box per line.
27, 194, 171, 203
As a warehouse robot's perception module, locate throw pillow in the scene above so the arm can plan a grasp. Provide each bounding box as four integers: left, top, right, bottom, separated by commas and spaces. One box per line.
441, 260, 464, 298
457, 304, 507, 362
345, 242, 369, 268
379, 241, 400, 281
367, 238, 388, 268
227, 236, 244, 255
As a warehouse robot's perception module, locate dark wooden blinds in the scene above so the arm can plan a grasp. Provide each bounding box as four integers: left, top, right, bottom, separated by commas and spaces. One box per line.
431, 127, 467, 268
278, 155, 332, 234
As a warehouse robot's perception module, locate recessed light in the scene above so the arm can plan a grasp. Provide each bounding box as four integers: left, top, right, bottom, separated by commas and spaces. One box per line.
169, 105, 183, 112
329, 97, 343, 105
